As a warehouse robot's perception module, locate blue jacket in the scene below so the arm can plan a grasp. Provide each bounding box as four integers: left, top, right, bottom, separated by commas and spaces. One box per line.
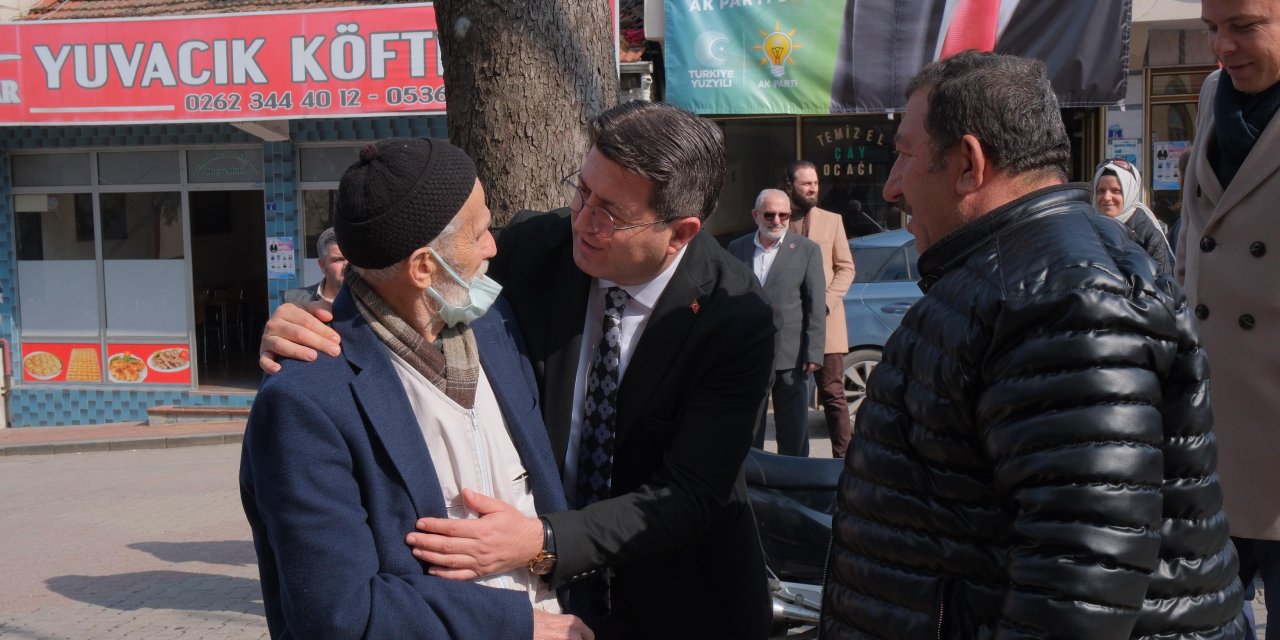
240, 289, 568, 639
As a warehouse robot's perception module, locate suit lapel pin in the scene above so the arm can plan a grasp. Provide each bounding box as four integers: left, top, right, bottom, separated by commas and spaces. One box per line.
690, 300, 700, 314
788, 243, 796, 249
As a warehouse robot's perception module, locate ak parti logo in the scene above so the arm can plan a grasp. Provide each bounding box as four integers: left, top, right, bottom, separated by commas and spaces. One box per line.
754, 22, 802, 79
0, 52, 20, 104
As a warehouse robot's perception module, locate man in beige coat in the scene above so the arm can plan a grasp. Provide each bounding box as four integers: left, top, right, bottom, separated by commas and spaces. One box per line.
1178, 0, 1280, 635
785, 161, 856, 458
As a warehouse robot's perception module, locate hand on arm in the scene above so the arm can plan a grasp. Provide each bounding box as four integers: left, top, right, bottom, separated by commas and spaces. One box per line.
406, 489, 543, 579
258, 300, 340, 374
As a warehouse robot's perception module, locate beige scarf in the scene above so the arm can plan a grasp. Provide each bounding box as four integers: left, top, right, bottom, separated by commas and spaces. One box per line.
346, 269, 480, 408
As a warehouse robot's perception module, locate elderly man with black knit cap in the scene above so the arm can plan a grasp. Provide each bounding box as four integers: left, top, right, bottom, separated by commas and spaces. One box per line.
239, 138, 593, 640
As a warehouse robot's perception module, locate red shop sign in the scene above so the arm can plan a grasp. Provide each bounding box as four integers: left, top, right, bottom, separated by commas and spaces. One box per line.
0, 3, 443, 125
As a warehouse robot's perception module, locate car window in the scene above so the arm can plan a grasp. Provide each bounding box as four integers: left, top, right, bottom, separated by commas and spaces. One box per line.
906, 244, 920, 279
875, 250, 912, 282
851, 246, 894, 283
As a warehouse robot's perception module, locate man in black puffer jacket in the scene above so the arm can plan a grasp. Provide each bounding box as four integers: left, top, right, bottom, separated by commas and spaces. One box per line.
821, 52, 1246, 640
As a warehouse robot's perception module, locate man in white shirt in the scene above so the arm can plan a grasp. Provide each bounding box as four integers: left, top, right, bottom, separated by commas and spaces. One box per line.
282, 227, 347, 304
728, 189, 825, 456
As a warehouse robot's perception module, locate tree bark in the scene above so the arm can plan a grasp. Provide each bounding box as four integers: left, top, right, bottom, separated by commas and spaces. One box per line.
436, 0, 618, 226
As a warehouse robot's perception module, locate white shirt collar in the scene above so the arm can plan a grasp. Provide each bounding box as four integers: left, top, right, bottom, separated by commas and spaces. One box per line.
596, 243, 689, 312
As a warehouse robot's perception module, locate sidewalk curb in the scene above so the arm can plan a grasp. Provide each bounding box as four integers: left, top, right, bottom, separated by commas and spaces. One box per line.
0, 432, 244, 457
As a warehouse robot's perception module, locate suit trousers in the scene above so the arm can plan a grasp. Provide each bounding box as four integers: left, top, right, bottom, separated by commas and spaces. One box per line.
815, 353, 852, 458
762, 367, 810, 457
1236, 536, 1280, 640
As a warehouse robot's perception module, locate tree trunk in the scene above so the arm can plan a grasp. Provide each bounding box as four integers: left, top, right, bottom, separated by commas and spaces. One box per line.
437, 0, 619, 226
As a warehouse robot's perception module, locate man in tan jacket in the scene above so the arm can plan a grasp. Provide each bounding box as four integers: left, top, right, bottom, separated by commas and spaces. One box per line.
785, 161, 856, 457
1178, 0, 1280, 636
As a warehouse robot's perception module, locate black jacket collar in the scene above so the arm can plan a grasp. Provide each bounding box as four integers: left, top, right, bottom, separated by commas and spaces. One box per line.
916, 182, 1091, 293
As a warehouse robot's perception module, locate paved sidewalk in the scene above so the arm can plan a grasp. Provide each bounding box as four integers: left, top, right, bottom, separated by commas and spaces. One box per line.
0, 420, 245, 456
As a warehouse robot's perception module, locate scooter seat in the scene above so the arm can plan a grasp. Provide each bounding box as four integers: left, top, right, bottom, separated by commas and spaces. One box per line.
744, 448, 843, 490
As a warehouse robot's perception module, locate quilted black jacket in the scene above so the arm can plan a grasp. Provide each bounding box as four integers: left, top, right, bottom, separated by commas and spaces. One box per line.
821, 184, 1245, 640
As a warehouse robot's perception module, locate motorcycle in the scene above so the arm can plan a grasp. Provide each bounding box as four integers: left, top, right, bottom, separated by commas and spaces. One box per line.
745, 448, 843, 638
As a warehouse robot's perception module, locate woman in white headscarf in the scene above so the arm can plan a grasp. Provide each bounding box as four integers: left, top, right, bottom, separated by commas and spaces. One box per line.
1093, 158, 1174, 275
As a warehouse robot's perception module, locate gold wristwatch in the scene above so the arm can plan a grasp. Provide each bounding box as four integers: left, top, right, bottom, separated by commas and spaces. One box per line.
528, 517, 557, 575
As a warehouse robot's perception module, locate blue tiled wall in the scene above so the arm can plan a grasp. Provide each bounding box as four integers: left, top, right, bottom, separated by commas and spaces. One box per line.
0, 115, 446, 426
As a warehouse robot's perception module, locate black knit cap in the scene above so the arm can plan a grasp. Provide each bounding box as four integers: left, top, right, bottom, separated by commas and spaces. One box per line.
334, 137, 477, 269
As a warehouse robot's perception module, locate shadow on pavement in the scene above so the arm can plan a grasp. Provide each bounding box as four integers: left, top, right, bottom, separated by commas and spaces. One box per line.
47, 571, 264, 616
128, 540, 257, 566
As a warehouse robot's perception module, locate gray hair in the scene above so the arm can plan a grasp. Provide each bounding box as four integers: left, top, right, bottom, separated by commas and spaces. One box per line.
315, 227, 339, 260
589, 101, 726, 222
754, 188, 789, 210
907, 51, 1069, 181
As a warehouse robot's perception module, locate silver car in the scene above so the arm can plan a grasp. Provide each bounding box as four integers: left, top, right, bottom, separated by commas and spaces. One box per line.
842, 229, 921, 422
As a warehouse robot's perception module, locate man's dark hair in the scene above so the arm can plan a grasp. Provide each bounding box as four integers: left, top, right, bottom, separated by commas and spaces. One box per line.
907, 51, 1070, 181
784, 160, 816, 185
589, 101, 725, 222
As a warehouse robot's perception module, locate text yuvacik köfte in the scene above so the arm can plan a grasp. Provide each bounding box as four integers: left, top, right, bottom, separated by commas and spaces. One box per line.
29, 24, 441, 90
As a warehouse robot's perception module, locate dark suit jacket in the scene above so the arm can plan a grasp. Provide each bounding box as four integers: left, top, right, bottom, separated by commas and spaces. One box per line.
281, 281, 322, 305
491, 210, 775, 639
831, 0, 1129, 111
240, 290, 570, 639
728, 232, 826, 370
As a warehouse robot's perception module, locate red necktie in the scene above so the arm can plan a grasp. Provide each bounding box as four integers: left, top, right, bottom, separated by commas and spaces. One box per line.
939, 0, 1001, 59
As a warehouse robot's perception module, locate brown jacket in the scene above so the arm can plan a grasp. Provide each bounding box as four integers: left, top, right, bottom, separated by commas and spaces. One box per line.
795, 207, 855, 353
1177, 70, 1280, 540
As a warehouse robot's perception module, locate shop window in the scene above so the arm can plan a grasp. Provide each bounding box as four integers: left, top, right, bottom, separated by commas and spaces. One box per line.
98, 150, 181, 185
186, 148, 263, 184
15, 193, 100, 337
298, 145, 359, 284
100, 192, 187, 337
12, 153, 91, 187
712, 118, 797, 241
300, 190, 336, 260
801, 115, 900, 237
1151, 71, 1212, 97
299, 146, 362, 183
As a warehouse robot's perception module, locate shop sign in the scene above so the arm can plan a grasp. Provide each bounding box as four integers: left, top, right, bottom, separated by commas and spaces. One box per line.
663, 0, 1131, 115
0, 3, 443, 125
19, 342, 192, 385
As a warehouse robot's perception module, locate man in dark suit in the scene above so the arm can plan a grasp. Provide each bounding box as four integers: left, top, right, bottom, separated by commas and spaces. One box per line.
258, 102, 776, 639
282, 227, 347, 304
728, 189, 825, 456
831, 0, 1129, 111
241, 138, 591, 640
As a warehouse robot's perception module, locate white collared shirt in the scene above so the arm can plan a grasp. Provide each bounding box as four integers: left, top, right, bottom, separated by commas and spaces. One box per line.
751, 229, 786, 286
383, 349, 561, 613
562, 245, 689, 507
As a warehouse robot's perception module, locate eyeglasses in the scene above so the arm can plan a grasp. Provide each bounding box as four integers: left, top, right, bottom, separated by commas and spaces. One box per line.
1096, 158, 1138, 178
561, 171, 666, 239
761, 211, 791, 222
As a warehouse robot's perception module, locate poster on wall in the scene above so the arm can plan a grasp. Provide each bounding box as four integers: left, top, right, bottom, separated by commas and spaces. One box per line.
663, 0, 1131, 114
105, 344, 192, 385
267, 237, 296, 280
20, 343, 103, 383
1107, 138, 1141, 172
0, 4, 442, 125
1152, 141, 1189, 191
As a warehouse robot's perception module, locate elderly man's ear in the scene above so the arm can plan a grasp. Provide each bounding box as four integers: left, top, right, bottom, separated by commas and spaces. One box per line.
405, 247, 438, 289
